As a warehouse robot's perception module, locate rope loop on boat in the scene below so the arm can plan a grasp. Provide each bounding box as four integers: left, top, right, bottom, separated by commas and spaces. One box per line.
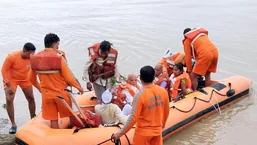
97, 124, 131, 145
97, 134, 121, 145
171, 83, 235, 114
111, 124, 131, 145
170, 97, 197, 113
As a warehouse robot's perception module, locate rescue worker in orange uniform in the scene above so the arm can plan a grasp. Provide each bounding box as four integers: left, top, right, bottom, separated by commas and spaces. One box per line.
112, 65, 170, 145
183, 27, 219, 90
154, 64, 171, 92
158, 50, 186, 76
1, 43, 38, 134
83, 41, 119, 104
171, 62, 192, 102
29, 33, 83, 129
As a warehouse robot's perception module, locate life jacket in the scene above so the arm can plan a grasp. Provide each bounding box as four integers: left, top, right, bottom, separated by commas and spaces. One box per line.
30, 48, 65, 74
59, 50, 67, 61
182, 28, 209, 59
171, 72, 192, 100
159, 52, 185, 76
111, 91, 126, 110
117, 83, 141, 97
71, 109, 102, 128
88, 43, 118, 83
154, 73, 171, 92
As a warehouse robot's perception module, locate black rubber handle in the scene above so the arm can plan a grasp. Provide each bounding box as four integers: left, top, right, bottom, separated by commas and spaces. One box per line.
57, 95, 64, 99
64, 88, 72, 92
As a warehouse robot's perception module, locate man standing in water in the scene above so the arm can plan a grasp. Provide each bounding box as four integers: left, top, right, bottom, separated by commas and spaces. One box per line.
83, 41, 120, 104
112, 65, 170, 145
1, 43, 38, 134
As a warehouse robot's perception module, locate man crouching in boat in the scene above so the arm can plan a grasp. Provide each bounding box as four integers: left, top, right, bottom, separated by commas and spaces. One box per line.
118, 74, 142, 98
154, 64, 171, 90
112, 65, 170, 145
116, 74, 142, 115
83, 41, 120, 104
29, 33, 84, 129
154, 64, 171, 101
95, 88, 128, 125
111, 86, 133, 116
171, 63, 192, 102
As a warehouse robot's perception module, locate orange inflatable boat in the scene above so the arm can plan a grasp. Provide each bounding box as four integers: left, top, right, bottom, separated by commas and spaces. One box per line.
15, 75, 252, 145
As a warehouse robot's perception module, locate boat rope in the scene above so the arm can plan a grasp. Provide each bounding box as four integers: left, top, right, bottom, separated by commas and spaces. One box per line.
97, 124, 131, 145
115, 124, 131, 145
170, 87, 232, 113
97, 134, 121, 145
212, 93, 222, 115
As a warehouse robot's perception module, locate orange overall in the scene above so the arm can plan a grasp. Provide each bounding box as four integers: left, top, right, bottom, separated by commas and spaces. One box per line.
1, 50, 32, 92
30, 48, 83, 120
117, 84, 170, 145
183, 28, 219, 76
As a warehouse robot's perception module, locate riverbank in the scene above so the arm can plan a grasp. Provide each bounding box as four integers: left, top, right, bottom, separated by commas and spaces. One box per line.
0, 118, 15, 145
0, 134, 15, 145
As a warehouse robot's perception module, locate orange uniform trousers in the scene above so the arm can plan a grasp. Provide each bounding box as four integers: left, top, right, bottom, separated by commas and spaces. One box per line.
133, 134, 162, 145
41, 90, 73, 120
4, 80, 32, 92
193, 48, 218, 76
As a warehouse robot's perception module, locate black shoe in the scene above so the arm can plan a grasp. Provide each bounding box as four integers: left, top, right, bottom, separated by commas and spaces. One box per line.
31, 114, 36, 119
9, 125, 17, 134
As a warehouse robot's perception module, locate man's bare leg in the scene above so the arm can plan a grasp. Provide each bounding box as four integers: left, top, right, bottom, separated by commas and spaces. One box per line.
190, 72, 198, 91
50, 120, 59, 129
22, 86, 36, 119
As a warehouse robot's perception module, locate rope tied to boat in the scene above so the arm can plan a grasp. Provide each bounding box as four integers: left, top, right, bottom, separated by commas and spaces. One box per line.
209, 93, 222, 115
97, 123, 131, 145
170, 83, 235, 114
97, 134, 121, 145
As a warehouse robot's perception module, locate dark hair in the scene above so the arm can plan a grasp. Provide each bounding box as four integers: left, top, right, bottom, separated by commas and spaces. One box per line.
174, 62, 184, 72
140, 65, 155, 83
183, 28, 191, 35
100, 40, 111, 52
44, 33, 60, 48
23, 42, 36, 51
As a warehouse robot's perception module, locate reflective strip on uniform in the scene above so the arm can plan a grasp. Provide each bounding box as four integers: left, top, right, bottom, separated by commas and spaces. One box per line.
106, 60, 115, 64
36, 70, 60, 74
190, 33, 207, 59
89, 48, 95, 56
108, 53, 116, 57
